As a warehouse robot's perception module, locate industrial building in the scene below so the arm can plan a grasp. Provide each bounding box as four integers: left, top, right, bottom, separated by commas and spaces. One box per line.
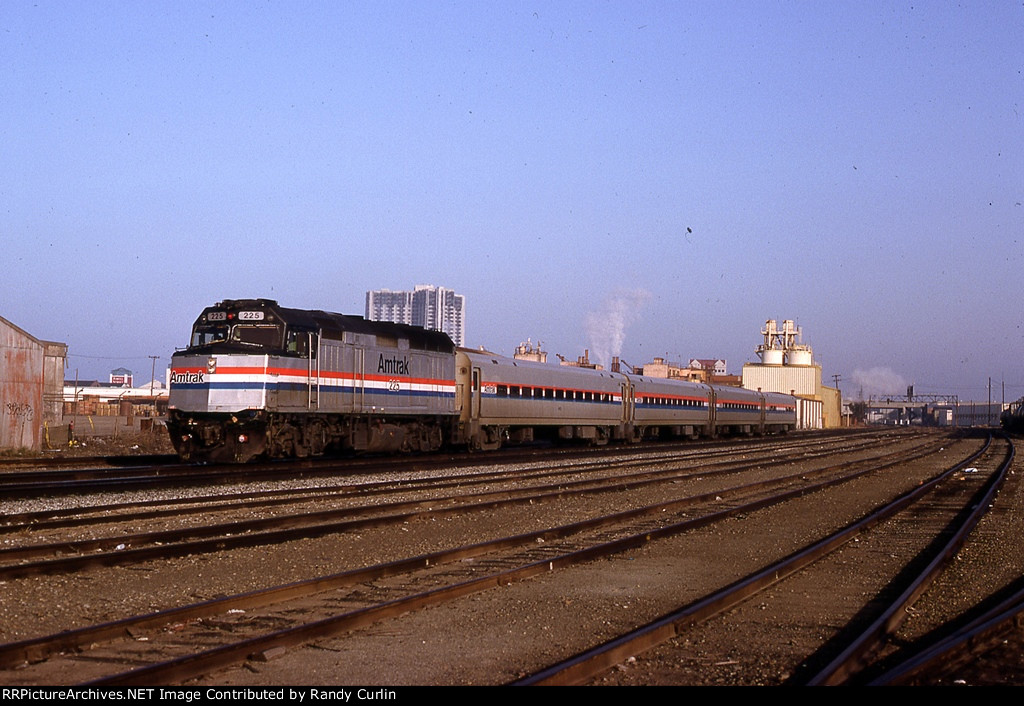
0, 315, 67, 452
63, 372, 168, 411
636, 357, 696, 380
513, 340, 548, 363
366, 284, 466, 347
857, 397, 1010, 428
741, 319, 838, 428
61, 369, 169, 437
637, 357, 738, 385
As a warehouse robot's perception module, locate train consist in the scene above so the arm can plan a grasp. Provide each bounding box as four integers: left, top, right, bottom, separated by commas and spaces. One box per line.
1001, 398, 1024, 433
167, 299, 798, 463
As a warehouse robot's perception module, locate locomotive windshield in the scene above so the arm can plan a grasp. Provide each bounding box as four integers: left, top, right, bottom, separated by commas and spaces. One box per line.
229, 324, 283, 348
188, 322, 284, 350
190, 324, 228, 347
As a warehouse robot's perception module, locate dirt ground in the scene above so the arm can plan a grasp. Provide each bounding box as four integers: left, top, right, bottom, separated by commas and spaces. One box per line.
45, 421, 175, 458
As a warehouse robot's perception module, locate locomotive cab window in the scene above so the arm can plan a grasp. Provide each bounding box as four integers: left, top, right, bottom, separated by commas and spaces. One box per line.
285, 330, 317, 358
230, 324, 284, 349
190, 325, 229, 347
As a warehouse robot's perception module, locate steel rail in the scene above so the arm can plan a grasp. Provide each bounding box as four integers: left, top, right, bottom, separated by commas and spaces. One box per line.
0, 434, 922, 579
869, 575, 1024, 685
839, 434, 1015, 684
512, 435, 994, 685
0, 428, 904, 498
1, 433, 882, 532
805, 434, 1012, 685
1, 436, 938, 678
84, 440, 937, 686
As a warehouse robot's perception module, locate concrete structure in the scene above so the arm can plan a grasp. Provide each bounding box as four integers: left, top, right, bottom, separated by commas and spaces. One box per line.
557, 350, 603, 370
941, 402, 1004, 427
861, 398, 1004, 428
1, 315, 67, 451
640, 358, 707, 382
513, 340, 548, 363
742, 363, 819, 397
638, 357, 740, 386
741, 318, 840, 428
796, 397, 824, 430
366, 284, 466, 347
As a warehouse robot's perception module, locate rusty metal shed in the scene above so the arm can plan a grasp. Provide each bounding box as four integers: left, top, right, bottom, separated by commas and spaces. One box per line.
1, 315, 67, 451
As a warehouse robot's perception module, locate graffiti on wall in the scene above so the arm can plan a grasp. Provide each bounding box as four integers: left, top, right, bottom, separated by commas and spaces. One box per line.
4, 402, 35, 421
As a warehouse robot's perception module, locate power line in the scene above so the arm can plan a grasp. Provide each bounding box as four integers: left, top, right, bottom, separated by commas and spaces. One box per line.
67, 353, 167, 361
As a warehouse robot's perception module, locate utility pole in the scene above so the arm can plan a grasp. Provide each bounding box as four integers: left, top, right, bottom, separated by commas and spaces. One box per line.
149, 356, 159, 418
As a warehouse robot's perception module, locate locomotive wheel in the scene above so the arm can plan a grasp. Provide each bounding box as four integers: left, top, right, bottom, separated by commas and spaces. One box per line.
473, 426, 503, 452
268, 421, 299, 459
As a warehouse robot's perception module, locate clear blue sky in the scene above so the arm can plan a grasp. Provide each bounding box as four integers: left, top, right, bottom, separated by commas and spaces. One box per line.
2, 1, 1021, 401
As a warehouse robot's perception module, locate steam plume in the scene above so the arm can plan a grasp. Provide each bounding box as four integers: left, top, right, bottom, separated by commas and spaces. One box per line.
585, 289, 651, 369
851, 367, 909, 399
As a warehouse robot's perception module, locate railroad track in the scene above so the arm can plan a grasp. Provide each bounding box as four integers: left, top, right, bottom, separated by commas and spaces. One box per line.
870, 572, 1024, 685
0, 428, 885, 498
0, 428, 993, 685
518, 432, 1017, 685
0, 433, 908, 579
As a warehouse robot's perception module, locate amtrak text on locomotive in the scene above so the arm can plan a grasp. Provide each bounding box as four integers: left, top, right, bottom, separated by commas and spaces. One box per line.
171, 371, 204, 384
377, 354, 410, 375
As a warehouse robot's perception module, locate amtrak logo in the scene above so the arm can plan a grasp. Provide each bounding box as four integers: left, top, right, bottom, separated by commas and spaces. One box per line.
171, 371, 205, 384
377, 354, 410, 375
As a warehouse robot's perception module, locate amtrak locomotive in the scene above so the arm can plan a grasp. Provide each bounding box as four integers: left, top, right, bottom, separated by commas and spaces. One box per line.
167, 299, 798, 463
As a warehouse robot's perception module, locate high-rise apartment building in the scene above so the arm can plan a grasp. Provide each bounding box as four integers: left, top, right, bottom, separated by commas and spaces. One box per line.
365, 289, 413, 326
365, 284, 465, 347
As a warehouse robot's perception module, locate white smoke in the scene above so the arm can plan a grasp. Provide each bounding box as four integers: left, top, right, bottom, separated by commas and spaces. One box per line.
584, 289, 651, 369
851, 367, 909, 399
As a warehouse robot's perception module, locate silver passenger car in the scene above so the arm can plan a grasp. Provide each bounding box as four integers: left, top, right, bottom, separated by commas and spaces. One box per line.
455, 349, 629, 449
628, 375, 715, 439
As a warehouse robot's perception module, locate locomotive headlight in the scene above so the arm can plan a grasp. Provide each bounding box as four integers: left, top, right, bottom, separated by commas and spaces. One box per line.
207, 357, 217, 374
238, 434, 249, 444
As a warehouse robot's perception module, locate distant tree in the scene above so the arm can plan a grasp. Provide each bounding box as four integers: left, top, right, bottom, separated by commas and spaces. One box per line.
848, 401, 869, 425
